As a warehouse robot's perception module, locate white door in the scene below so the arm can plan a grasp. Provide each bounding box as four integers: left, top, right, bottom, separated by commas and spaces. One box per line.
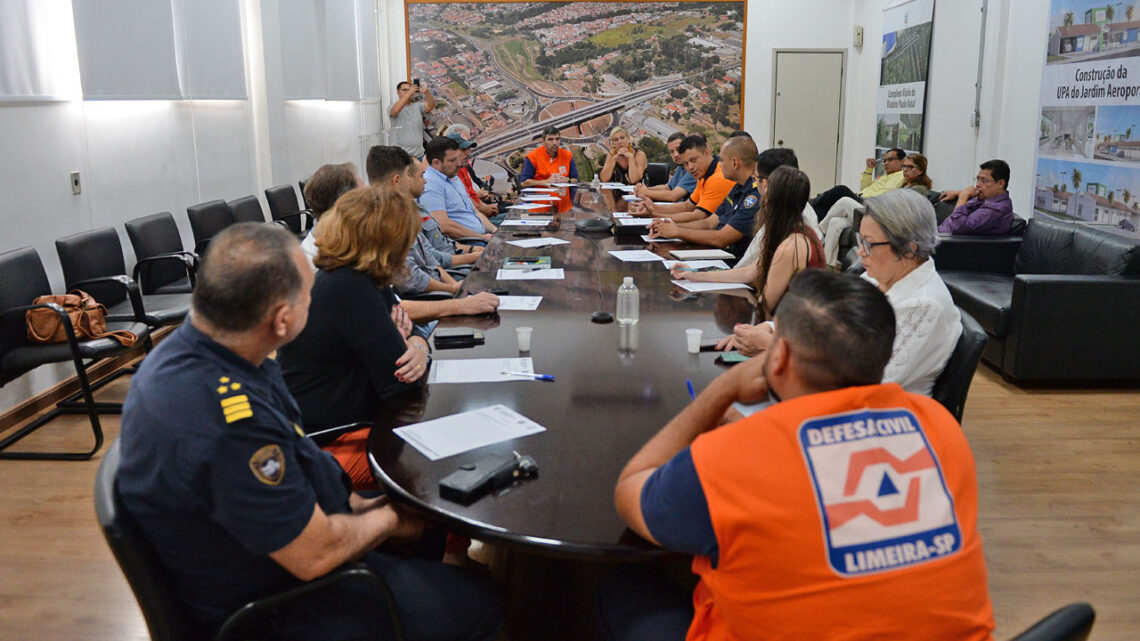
772, 50, 845, 193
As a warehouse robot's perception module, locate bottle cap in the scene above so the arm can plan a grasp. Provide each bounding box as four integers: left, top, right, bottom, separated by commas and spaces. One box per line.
623, 276, 633, 286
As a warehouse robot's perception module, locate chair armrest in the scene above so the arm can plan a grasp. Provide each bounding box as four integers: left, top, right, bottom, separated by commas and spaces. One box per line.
454, 236, 488, 246
216, 562, 405, 641
132, 252, 198, 290
66, 275, 146, 323
305, 421, 373, 447
1005, 274, 1140, 380
273, 210, 315, 232
1, 302, 85, 349
932, 235, 1021, 275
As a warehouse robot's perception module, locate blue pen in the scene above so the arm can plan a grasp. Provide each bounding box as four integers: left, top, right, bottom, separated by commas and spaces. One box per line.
502, 371, 555, 381
686, 379, 696, 400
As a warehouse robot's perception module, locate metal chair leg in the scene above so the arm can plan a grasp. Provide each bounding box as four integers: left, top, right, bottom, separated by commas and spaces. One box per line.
0, 352, 105, 461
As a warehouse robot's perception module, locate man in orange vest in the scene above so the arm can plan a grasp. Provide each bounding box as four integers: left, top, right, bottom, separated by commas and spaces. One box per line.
608, 269, 995, 641
630, 134, 735, 223
520, 126, 579, 188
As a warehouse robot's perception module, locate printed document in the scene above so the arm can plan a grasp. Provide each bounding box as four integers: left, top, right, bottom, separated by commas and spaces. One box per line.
394, 404, 547, 461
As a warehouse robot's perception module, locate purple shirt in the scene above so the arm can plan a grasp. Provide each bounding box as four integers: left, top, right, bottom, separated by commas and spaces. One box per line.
938, 192, 1014, 235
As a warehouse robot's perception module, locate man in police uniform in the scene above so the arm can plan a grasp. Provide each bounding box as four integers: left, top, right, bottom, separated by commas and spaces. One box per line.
118, 224, 502, 641
604, 270, 994, 641
647, 135, 761, 258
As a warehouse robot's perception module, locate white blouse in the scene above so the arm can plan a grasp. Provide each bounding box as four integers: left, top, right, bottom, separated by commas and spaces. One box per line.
862, 259, 961, 396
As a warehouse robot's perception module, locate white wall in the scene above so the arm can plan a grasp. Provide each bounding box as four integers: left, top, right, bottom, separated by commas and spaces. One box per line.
0, 0, 380, 411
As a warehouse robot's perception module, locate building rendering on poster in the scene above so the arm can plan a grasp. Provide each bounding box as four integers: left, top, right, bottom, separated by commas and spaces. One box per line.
1036, 0, 1140, 230
405, 1, 745, 181
875, 0, 934, 156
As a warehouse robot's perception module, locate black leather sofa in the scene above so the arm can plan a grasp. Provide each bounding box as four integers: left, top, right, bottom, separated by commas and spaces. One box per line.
935, 215, 1140, 382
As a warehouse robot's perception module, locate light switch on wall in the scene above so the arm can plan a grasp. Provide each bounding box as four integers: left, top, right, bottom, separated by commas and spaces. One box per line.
70, 171, 81, 195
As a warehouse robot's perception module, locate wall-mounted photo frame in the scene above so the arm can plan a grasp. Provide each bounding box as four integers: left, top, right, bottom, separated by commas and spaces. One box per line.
404, 0, 746, 181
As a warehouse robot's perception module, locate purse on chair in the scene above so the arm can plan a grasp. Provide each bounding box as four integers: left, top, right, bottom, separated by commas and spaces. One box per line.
26, 290, 138, 347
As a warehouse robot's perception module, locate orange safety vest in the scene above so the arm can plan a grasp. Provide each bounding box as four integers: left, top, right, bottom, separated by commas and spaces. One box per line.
526, 146, 574, 182
688, 157, 735, 215
687, 383, 995, 641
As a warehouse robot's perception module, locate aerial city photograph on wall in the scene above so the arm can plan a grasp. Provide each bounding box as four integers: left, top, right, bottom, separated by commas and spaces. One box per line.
407, 0, 745, 182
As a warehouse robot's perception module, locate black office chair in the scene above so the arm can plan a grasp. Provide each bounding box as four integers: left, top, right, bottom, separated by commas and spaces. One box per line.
298, 179, 312, 209
265, 184, 315, 236
124, 212, 198, 295
0, 248, 150, 460
186, 199, 235, 254
227, 195, 267, 224
55, 228, 190, 329
644, 162, 669, 187
1009, 603, 1095, 641
931, 309, 987, 424
96, 436, 406, 641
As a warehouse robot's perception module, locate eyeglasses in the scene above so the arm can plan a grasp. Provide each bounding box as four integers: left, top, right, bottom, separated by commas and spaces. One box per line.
975, 176, 995, 185
856, 233, 891, 254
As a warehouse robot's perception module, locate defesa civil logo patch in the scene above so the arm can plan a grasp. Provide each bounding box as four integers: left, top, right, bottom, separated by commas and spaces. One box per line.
799, 408, 962, 577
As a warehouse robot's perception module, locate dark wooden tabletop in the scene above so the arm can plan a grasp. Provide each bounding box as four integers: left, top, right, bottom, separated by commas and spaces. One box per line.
368, 188, 755, 560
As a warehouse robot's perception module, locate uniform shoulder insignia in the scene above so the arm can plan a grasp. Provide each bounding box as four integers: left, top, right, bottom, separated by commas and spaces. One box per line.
743, 194, 759, 209
216, 375, 252, 423
249, 444, 286, 486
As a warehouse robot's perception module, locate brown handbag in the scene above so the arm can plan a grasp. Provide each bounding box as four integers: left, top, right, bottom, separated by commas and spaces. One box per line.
26, 290, 138, 347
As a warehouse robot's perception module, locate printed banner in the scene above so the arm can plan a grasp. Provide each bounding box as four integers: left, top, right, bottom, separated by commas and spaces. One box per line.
875, 0, 935, 155
1034, 1, 1140, 231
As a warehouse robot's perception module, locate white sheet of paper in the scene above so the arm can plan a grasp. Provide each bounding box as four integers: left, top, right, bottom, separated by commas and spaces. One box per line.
521, 187, 558, 193
507, 203, 552, 211
500, 218, 553, 226
615, 185, 637, 193
394, 404, 547, 461
550, 182, 577, 187
520, 195, 559, 202
661, 259, 730, 270
428, 357, 534, 384
600, 182, 626, 189
497, 268, 566, 280
622, 195, 643, 202
506, 237, 571, 248
497, 295, 543, 311
615, 218, 652, 227
612, 212, 632, 218
669, 249, 736, 260
671, 280, 751, 293
641, 234, 681, 243
608, 249, 665, 262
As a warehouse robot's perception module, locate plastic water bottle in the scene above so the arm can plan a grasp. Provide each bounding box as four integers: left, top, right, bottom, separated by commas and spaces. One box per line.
591, 174, 601, 191
616, 276, 639, 325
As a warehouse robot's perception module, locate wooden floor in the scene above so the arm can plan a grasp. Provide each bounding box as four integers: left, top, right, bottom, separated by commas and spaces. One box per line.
0, 366, 1136, 640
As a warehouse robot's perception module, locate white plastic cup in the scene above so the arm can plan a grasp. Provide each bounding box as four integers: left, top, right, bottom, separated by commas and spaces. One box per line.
685, 328, 702, 354
516, 326, 534, 352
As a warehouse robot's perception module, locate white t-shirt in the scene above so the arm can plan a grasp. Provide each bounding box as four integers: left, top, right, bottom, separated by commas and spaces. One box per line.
862, 259, 962, 396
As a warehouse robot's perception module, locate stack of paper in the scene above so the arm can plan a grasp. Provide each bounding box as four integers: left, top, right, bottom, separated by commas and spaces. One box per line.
506, 237, 571, 248
496, 268, 566, 280
608, 249, 665, 262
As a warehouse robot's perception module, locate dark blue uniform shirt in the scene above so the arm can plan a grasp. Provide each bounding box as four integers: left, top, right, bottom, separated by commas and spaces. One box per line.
118, 322, 352, 628
714, 179, 761, 258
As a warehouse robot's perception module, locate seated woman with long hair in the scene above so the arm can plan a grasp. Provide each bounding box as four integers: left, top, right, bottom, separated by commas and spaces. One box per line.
713, 166, 825, 352
599, 127, 648, 185
278, 185, 430, 489
818, 153, 933, 269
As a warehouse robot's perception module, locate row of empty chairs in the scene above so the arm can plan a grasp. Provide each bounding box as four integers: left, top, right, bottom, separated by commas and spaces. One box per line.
0, 183, 312, 461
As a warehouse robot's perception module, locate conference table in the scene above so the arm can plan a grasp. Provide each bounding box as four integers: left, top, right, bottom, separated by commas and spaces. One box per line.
368, 187, 756, 639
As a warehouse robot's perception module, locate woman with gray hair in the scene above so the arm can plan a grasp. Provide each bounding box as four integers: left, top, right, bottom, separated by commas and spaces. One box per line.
856, 188, 961, 395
